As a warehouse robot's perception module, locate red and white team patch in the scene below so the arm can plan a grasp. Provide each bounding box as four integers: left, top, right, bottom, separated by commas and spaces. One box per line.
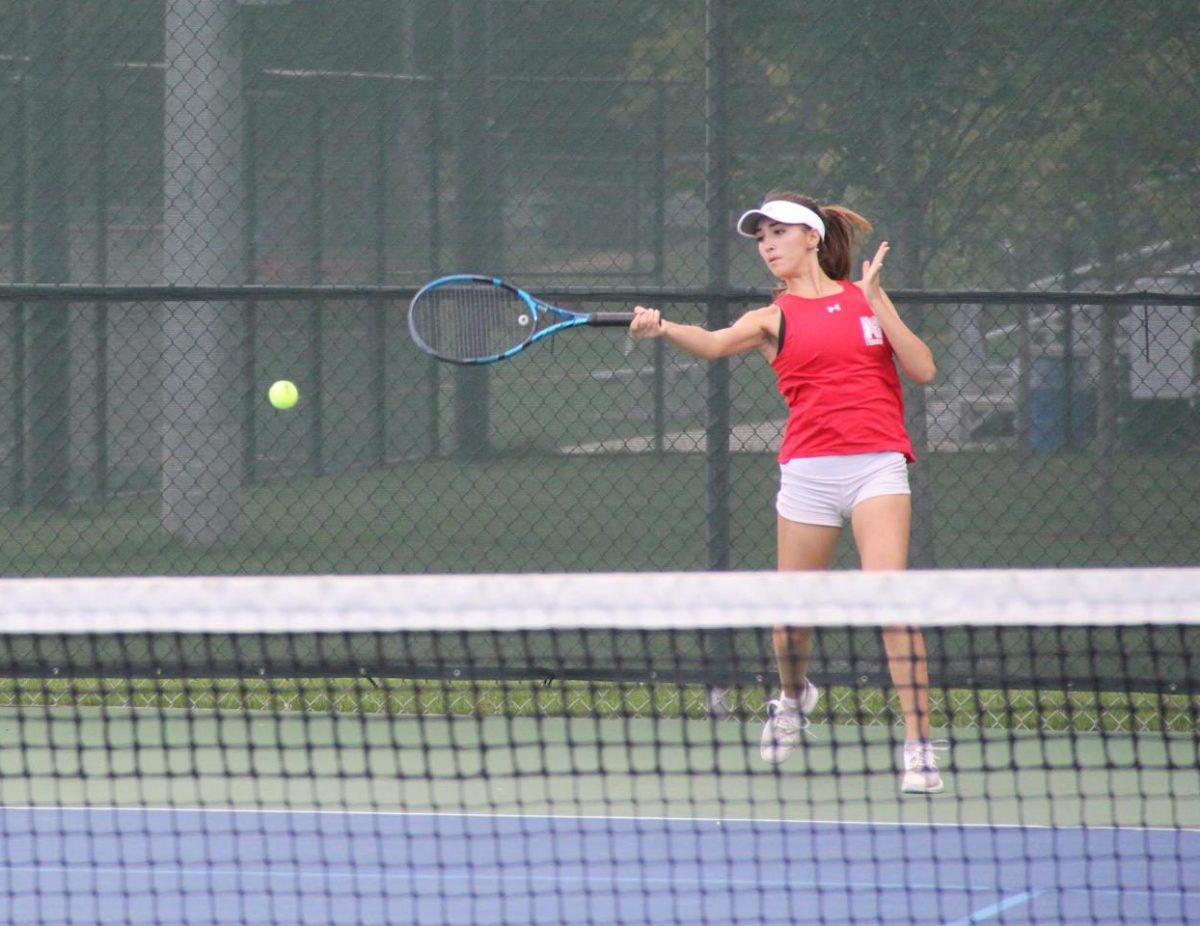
860, 316, 884, 346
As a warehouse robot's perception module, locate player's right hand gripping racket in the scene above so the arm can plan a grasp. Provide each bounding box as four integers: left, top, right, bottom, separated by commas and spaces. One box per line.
408, 274, 634, 365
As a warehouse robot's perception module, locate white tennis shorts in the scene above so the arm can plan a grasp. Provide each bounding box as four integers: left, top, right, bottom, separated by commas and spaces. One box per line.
776, 452, 910, 527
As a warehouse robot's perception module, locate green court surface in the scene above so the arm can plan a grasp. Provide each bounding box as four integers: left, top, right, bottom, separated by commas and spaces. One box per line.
2, 706, 1194, 830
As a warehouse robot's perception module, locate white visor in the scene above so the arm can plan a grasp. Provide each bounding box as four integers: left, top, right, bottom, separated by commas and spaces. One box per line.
736, 200, 825, 240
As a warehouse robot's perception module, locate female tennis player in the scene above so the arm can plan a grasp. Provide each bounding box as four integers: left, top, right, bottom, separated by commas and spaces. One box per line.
628, 191, 943, 794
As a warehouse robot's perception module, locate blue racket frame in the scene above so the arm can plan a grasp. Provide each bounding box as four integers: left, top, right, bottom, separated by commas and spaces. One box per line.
408, 274, 633, 365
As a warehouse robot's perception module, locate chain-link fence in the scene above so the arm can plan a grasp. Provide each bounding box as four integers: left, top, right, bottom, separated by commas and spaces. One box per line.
0, 0, 1196, 578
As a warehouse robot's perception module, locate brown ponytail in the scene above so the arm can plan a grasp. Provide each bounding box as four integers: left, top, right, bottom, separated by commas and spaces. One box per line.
760, 189, 872, 281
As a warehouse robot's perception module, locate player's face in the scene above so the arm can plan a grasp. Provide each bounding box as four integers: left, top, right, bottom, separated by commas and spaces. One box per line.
755, 220, 817, 278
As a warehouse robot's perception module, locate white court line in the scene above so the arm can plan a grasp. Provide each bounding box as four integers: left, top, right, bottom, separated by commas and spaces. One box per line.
3, 803, 1197, 834
0, 863, 1191, 903
941, 891, 1046, 926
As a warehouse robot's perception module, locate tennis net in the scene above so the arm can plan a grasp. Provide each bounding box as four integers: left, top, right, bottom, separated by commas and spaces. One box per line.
0, 569, 1197, 925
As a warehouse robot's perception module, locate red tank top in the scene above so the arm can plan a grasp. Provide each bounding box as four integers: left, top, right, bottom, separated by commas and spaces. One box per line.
771, 281, 914, 463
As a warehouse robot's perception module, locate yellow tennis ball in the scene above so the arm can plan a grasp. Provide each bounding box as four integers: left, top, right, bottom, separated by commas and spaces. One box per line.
268, 380, 298, 410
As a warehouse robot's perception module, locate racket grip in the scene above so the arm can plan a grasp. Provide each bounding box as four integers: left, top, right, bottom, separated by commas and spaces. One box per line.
587, 312, 636, 327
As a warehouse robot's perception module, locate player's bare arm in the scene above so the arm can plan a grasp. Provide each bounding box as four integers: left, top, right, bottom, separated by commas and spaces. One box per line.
629, 304, 780, 360
855, 242, 937, 385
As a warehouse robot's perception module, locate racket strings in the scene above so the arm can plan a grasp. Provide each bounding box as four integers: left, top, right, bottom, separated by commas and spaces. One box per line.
412, 284, 535, 361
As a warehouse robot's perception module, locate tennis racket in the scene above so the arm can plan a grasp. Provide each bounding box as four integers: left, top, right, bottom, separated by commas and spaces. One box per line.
408, 275, 634, 365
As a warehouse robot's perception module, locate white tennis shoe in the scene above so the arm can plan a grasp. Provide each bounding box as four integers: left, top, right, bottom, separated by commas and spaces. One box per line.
901, 741, 946, 794
759, 682, 819, 764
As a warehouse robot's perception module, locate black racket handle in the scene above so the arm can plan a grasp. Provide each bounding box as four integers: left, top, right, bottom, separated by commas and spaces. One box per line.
587, 312, 636, 327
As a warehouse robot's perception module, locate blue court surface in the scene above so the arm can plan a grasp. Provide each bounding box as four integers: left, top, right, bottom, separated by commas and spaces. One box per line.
2, 806, 1196, 925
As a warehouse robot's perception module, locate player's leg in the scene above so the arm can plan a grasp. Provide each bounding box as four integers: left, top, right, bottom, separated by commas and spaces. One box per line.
760, 514, 841, 764
774, 514, 841, 692
850, 492, 943, 793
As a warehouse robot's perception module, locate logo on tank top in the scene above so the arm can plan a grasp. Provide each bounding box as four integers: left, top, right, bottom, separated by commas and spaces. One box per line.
860, 316, 884, 346
826, 303, 841, 313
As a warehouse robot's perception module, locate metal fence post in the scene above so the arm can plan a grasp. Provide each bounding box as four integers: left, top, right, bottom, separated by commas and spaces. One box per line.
305, 83, 326, 477
8, 49, 28, 510
26, 0, 71, 509
161, 0, 247, 544
703, 0, 735, 710
370, 83, 390, 468
450, 0, 494, 461
704, 0, 730, 572
241, 48, 260, 486
93, 69, 110, 500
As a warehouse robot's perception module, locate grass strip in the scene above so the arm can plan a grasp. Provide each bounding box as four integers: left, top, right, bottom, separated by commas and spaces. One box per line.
1, 677, 1194, 734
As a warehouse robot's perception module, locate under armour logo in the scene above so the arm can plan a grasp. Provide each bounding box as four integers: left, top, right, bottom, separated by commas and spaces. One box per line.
826, 303, 842, 313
